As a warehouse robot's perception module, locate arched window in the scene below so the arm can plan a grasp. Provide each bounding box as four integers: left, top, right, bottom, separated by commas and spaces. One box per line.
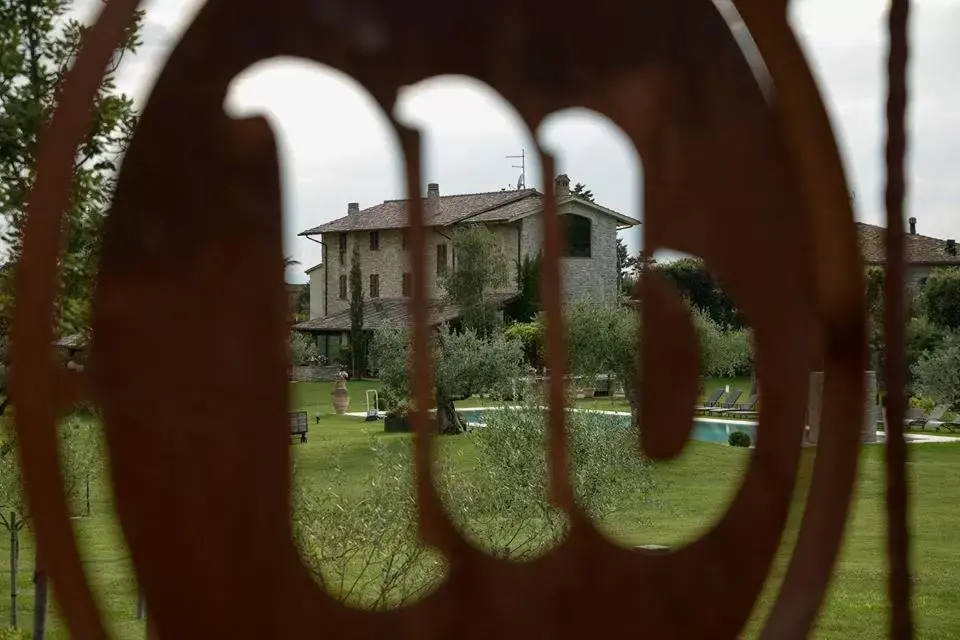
561, 214, 592, 258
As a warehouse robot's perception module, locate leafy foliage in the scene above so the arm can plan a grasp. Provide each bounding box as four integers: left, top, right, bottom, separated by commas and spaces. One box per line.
370, 322, 524, 433
921, 268, 960, 331
1, 416, 104, 529
292, 441, 444, 610
906, 315, 945, 389
0, 1, 144, 337
449, 406, 657, 558
911, 332, 960, 408
292, 405, 658, 607
295, 285, 310, 322
728, 431, 751, 448
691, 307, 753, 378
505, 252, 540, 323
865, 266, 885, 371
290, 332, 322, 366
616, 237, 630, 294
653, 258, 744, 329
570, 182, 595, 202
441, 225, 510, 336
502, 320, 543, 370
349, 243, 365, 377
431, 325, 523, 405
563, 301, 638, 389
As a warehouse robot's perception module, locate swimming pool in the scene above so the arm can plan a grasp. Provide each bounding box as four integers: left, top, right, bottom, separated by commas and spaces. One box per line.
456, 407, 756, 445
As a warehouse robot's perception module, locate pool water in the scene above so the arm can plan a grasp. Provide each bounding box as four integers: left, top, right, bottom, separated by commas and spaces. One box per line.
456, 408, 756, 445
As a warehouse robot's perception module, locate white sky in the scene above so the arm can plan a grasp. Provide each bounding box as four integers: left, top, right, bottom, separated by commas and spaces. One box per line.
75, 0, 960, 283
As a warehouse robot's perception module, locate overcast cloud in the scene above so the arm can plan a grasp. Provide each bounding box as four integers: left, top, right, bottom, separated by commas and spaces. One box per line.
75, 0, 959, 283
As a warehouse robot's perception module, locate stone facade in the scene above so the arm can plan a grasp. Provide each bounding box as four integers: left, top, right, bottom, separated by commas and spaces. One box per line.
302, 177, 637, 322
518, 201, 618, 303
315, 227, 456, 318
559, 200, 619, 303
309, 207, 619, 318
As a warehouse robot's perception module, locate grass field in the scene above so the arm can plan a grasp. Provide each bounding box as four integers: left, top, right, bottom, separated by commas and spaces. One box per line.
1, 379, 958, 638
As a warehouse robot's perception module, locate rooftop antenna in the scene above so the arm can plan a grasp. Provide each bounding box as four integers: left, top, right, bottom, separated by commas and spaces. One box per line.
507, 148, 525, 190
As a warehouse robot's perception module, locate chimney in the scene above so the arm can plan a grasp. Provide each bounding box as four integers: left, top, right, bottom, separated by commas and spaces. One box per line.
348, 202, 360, 216
555, 174, 570, 198
427, 183, 440, 199
908, 217, 917, 235
947, 239, 957, 256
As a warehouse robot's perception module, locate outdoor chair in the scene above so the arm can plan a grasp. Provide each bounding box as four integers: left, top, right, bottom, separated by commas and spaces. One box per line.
903, 407, 925, 427
694, 388, 724, 414
914, 405, 949, 430
707, 390, 743, 414
923, 406, 960, 432
719, 394, 759, 418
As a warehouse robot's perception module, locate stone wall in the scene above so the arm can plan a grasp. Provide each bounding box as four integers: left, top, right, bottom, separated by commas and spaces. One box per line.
290, 365, 341, 382
311, 200, 623, 322
320, 228, 466, 318
806, 371, 878, 445
519, 201, 619, 303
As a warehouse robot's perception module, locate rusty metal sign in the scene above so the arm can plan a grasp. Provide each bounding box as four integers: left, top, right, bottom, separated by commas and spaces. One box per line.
10, 0, 910, 638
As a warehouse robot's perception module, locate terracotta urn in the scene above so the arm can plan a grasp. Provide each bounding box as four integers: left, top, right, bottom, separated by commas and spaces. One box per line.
331, 372, 350, 415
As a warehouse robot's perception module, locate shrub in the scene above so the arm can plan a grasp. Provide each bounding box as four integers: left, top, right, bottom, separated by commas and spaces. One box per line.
920, 267, 960, 330
906, 315, 946, 388
450, 406, 657, 558
563, 301, 640, 397
371, 322, 525, 434
386, 400, 409, 419
292, 403, 659, 607
911, 331, 960, 409
691, 307, 753, 378
0, 629, 31, 640
728, 431, 752, 448
502, 321, 543, 369
336, 343, 352, 368
290, 332, 321, 366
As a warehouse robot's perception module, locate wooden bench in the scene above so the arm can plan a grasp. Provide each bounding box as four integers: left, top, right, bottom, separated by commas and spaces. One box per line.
288, 411, 308, 444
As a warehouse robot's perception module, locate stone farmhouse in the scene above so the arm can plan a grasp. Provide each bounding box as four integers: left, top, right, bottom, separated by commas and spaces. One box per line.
857, 217, 960, 286
294, 175, 639, 359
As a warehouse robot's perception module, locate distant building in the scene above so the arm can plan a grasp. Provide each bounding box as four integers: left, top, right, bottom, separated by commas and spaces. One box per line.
294, 175, 639, 360
857, 217, 960, 286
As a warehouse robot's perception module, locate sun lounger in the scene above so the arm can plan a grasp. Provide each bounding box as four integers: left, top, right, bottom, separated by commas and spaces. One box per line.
708, 390, 744, 414
903, 407, 925, 427
914, 405, 949, 430
695, 388, 724, 413
922, 405, 960, 432
719, 393, 759, 418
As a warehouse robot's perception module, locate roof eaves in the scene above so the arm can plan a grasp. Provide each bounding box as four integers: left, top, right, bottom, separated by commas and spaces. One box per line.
503, 195, 640, 227
565, 196, 641, 226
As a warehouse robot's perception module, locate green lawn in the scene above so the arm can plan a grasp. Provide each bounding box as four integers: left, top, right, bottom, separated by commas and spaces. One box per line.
1, 379, 958, 638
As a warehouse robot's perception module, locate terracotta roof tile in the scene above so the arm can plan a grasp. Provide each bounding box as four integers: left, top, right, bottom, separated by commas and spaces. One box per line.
299, 190, 541, 235
465, 193, 544, 223
857, 222, 960, 265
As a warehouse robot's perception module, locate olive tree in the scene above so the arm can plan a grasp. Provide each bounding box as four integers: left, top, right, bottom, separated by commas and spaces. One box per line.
691, 307, 753, 378
0, 416, 102, 629
921, 267, 960, 331
562, 301, 641, 413
911, 332, 960, 408
290, 332, 321, 366
371, 322, 524, 434
292, 405, 658, 608
441, 224, 510, 336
